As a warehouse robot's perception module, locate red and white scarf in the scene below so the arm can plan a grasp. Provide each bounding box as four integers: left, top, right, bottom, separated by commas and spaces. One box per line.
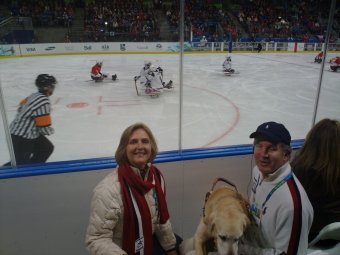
118, 163, 170, 255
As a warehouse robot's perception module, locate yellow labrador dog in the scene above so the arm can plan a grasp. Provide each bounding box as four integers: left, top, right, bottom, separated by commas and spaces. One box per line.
186, 186, 250, 255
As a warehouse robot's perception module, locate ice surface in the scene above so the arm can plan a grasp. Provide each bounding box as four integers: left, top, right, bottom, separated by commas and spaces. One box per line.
0, 52, 339, 163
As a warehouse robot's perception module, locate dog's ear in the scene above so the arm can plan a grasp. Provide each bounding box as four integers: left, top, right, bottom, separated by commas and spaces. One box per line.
203, 211, 215, 225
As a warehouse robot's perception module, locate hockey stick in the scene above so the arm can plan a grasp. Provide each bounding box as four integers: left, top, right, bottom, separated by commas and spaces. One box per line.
158, 72, 164, 86
155, 68, 173, 89
134, 76, 140, 96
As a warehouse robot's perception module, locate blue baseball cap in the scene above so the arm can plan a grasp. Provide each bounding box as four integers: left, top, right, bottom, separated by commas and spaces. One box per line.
250, 121, 291, 146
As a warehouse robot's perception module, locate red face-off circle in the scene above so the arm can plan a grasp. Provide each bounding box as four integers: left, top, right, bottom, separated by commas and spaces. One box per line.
66, 102, 89, 108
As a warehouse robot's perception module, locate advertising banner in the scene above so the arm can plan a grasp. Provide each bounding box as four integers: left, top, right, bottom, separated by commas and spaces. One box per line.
15, 42, 189, 56
0, 45, 20, 56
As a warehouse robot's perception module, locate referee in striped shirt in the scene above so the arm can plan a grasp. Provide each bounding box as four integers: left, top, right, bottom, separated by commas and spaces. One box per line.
5, 74, 57, 165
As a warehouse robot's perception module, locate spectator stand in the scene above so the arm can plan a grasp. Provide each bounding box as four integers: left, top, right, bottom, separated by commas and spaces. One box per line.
230, 0, 332, 45
83, 0, 160, 42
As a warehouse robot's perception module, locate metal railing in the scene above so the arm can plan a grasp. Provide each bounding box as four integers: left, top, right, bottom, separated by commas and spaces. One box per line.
190, 41, 340, 52
0, 16, 33, 38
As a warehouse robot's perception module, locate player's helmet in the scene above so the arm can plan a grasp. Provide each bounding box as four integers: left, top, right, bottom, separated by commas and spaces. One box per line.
97, 61, 103, 67
150, 65, 157, 72
144, 60, 152, 68
226, 56, 231, 62
35, 74, 56, 93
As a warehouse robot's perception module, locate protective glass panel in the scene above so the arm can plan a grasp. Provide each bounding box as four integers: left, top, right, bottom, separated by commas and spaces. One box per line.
0, 104, 11, 166
181, 0, 339, 149
0, 0, 339, 168
314, 1, 340, 122
0, 1, 182, 166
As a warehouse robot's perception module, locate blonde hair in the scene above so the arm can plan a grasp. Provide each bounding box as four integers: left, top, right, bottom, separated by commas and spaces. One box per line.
291, 119, 340, 194
115, 123, 158, 166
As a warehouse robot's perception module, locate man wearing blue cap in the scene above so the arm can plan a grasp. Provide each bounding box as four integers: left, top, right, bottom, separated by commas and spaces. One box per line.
239, 122, 314, 255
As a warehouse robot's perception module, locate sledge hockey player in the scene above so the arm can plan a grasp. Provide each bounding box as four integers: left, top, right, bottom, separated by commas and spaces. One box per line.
330, 56, 340, 72
222, 55, 235, 74
256, 42, 263, 53
90, 61, 117, 82
200, 35, 208, 47
314, 51, 324, 63
329, 56, 339, 64
134, 60, 173, 96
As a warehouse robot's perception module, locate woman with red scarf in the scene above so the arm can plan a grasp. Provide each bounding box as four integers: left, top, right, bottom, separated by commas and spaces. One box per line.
85, 123, 179, 255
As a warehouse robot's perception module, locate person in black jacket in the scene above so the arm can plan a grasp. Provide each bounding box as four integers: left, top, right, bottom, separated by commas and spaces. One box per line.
292, 118, 340, 245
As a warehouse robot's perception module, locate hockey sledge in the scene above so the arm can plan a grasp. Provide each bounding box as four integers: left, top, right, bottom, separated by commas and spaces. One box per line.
328, 68, 340, 73
93, 78, 118, 83
223, 70, 240, 76
133, 73, 173, 98
133, 77, 161, 98
144, 87, 162, 97
135, 84, 162, 98
87, 73, 118, 83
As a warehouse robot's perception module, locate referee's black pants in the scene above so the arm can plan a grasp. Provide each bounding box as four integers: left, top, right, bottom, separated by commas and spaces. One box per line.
6, 134, 54, 165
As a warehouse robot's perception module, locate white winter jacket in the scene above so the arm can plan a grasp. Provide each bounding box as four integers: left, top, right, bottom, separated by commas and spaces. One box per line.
85, 166, 177, 255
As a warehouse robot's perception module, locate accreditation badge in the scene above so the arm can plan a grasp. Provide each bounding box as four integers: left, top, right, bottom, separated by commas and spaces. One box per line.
135, 236, 144, 253
249, 202, 263, 225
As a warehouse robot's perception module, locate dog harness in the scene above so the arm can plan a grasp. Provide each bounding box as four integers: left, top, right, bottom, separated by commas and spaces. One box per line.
203, 177, 238, 217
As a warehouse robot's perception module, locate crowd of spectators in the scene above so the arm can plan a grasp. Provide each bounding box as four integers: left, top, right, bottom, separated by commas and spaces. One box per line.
186, 1, 222, 40
233, 0, 335, 43
1, 0, 338, 43
219, 9, 242, 41
9, 0, 75, 27
83, 0, 159, 42
164, 0, 241, 42
162, 0, 337, 44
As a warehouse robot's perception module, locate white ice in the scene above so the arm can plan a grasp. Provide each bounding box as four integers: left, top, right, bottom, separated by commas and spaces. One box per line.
0, 52, 339, 163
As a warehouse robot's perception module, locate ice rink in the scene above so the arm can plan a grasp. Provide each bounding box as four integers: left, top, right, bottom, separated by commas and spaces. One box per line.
0, 52, 339, 163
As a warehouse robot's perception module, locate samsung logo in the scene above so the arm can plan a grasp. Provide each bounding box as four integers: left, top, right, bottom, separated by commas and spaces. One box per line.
156, 44, 162, 48
84, 45, 92, 50
26, 48, 36, 52
45, 46, 56, 51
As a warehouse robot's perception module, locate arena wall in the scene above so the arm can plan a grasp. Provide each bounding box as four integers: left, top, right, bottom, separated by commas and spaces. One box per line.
0, 142, 304, 255
1, 41, 337, 57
